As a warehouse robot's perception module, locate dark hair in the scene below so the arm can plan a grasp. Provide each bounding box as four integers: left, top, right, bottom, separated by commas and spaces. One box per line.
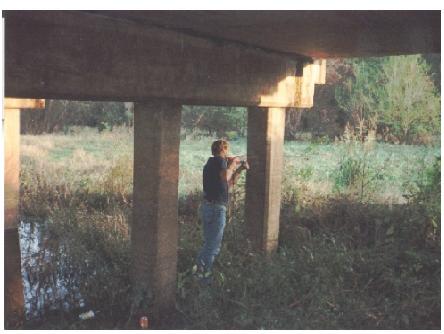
211, 140, 229, 156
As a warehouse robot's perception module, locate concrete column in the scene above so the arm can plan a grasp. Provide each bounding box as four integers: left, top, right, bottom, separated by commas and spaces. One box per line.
4, 108, 25, 328
130, 101, 181, 319
245, 107, 286, 253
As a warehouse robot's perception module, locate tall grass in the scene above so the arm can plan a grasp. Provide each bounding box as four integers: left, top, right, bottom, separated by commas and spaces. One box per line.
21, 127, 439, 205
19, 127, 440, 329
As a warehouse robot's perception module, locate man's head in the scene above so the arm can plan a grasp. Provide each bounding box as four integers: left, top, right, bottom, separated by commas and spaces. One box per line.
211, 140, 229, 157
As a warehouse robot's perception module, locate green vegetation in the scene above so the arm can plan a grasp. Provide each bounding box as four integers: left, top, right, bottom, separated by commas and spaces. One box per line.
335, 55, 440, 144
21, 127, 439, 203
381, 56, 440, 143
20, 100, 131, 135
20, 128, 440, 329
181, 105, 247, 138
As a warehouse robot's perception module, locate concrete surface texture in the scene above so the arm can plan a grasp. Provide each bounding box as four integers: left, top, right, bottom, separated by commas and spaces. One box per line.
131, 101, 182, 317
245, 107, 286, 253
84, 10, 441, 58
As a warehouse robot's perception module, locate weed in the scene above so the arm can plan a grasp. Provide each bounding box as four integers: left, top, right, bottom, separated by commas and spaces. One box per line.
18, 129, 440, 329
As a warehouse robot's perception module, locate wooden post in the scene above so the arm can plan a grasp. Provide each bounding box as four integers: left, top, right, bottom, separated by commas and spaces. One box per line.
4, 98, 44, 328
130, 100, 181, 322
245, 107, 286, 253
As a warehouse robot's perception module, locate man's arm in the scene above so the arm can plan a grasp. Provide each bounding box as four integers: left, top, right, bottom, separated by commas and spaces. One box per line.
228, 167, 243, 188
220, 157, 239, 184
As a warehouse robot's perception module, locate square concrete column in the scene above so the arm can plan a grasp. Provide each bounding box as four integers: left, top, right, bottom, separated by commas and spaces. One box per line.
4, 108, 25, 328
245, 107, 286, 253
130, 101, 181, 319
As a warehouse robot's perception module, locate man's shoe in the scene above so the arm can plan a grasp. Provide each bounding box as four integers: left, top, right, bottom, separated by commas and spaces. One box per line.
199, 271, 213, 286
192, 264, 204, 278
192, 264, 213, 285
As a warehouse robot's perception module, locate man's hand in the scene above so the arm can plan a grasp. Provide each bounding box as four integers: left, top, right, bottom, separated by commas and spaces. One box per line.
227, 156, 241, 170
224, 157, 249, 186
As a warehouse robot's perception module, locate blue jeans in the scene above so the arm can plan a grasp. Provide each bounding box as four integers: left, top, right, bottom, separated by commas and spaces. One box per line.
196, 201, 227, 273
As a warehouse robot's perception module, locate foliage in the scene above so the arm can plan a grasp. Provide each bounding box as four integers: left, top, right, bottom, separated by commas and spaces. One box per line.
19, 131, 440, 329
21, 189, 440, 330
101, 154, 133, 202
380, 55, 441, 144
20, 128, 439, 208
285, 108, 304, 140
181, 105, 247, 138
333, 141, 384, 202
335, 58, 387, 140
422, 53, 441, 92
335, 55, 441, 144
404, 155, 441, 240
21, 100, 130, 134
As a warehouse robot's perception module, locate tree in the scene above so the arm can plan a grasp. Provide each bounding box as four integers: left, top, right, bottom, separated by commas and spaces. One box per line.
422, 53, 441, 92
21, 100, 129, 134
335, 58, 387, 141
335, 55, 440, 144
181, 105, 247, 137
381, 55, 440, 143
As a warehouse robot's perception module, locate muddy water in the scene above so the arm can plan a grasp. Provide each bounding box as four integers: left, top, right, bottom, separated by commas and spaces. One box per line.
18, 220, 85, 319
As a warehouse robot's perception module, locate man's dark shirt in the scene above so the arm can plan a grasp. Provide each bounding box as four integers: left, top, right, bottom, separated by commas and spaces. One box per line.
203, 156, 228, 205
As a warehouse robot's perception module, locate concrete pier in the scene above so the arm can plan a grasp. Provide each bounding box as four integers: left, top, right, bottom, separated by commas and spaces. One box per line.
131, 101, 182, 317
245, 107, 286, 253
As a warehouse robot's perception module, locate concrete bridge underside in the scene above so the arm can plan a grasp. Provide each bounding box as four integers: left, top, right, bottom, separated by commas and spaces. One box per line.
3, 10, 440, 327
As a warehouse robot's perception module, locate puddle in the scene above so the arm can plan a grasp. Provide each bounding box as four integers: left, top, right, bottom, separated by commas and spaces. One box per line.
19, 220, 85, 319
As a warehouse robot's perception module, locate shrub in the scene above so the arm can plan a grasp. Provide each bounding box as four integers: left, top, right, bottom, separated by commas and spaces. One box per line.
21, 100, 130, 135
181, 106, 247, 138
101, 154, 133, 202
19, 132, 440, 329
335, 55, 441, 144
404, 155, 441, 240
333, 143, 383, 202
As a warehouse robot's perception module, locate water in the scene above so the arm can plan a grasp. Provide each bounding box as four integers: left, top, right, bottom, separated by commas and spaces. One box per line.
19, 220, 84, 320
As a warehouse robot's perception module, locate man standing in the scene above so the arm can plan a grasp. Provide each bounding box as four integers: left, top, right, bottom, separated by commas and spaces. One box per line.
193, 139, 248, 284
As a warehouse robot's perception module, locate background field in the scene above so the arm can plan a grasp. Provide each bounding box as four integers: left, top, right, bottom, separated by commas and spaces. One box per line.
21, 126, 439, 202
19, 126, 441, 329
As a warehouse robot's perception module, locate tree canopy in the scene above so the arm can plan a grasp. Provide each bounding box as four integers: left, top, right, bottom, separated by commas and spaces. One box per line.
335, 55, 440, 144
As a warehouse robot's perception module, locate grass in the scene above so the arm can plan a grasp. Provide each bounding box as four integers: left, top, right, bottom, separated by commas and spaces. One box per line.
18, 127, 440, 329
21, 126, 439, 202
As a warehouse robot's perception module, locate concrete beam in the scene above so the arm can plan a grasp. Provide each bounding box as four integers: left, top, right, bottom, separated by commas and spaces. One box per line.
94, 11, 439, 58
4, 98, 45, 109
131, 101, 181, 320
259, 59, 326, 108
312, 59, 327, 85
294, 59, 327, 108
5, 11, 308, 108
245, 107, 286, 253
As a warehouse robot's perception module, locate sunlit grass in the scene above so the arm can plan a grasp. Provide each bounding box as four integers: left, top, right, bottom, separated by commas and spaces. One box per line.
21, 127, 439, 203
